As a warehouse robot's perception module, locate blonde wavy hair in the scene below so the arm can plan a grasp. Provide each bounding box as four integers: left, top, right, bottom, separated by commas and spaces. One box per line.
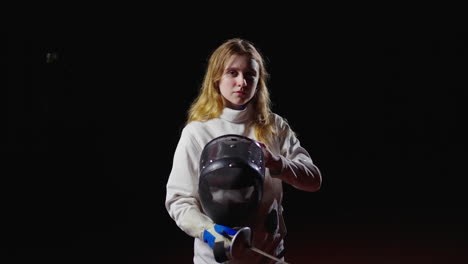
186, 38, 276, 146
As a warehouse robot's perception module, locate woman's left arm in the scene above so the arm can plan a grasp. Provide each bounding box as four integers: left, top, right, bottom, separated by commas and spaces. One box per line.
260, 119, 322, 192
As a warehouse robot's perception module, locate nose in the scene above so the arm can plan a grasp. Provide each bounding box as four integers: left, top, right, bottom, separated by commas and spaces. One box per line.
237, 75, 247, 88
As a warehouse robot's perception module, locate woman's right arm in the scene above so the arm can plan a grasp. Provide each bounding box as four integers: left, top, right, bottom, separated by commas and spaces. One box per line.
165, 126, 214, 239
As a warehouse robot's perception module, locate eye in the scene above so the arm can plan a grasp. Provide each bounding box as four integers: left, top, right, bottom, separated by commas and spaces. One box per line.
245, 72, 257, 78
227, 70, 238, 76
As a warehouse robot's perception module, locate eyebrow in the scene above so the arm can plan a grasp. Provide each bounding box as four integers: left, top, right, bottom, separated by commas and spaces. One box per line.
225, 67, 258, 74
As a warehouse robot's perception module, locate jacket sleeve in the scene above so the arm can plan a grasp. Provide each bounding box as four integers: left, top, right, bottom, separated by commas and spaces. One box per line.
271, 116, 322, 192
165, 126, 213, 239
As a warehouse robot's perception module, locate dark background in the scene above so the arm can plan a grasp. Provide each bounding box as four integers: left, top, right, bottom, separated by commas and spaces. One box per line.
4, 13, 467, 264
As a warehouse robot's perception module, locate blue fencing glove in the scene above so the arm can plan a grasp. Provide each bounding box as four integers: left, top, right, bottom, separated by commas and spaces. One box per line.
203, 223, 239, 262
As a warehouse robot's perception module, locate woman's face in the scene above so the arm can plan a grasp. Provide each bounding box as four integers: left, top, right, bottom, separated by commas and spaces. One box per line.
218, 54, 260, 110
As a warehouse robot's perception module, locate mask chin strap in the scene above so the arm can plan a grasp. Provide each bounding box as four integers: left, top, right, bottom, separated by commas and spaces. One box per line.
265, 199, 279, 235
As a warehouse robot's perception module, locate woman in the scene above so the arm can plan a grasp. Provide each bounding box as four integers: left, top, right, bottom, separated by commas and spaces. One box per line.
165, 38, 322, 263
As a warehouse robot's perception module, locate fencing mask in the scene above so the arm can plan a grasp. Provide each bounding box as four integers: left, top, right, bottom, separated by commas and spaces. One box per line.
198, 134, 265, 227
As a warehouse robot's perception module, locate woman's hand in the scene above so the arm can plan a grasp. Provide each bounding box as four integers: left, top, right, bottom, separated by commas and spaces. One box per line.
257, 142, 282, 175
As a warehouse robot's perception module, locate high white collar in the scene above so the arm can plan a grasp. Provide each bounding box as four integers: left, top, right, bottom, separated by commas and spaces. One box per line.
219, 106, 252, 123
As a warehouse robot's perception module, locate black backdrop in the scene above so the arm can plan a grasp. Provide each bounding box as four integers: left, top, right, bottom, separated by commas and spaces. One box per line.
4, 17, 468, 263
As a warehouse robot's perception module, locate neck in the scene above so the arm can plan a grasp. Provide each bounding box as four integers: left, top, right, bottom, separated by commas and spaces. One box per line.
224, 100, 248, 110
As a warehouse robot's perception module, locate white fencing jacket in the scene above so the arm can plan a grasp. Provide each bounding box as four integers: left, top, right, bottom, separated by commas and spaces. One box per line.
165, 106, 321, 264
